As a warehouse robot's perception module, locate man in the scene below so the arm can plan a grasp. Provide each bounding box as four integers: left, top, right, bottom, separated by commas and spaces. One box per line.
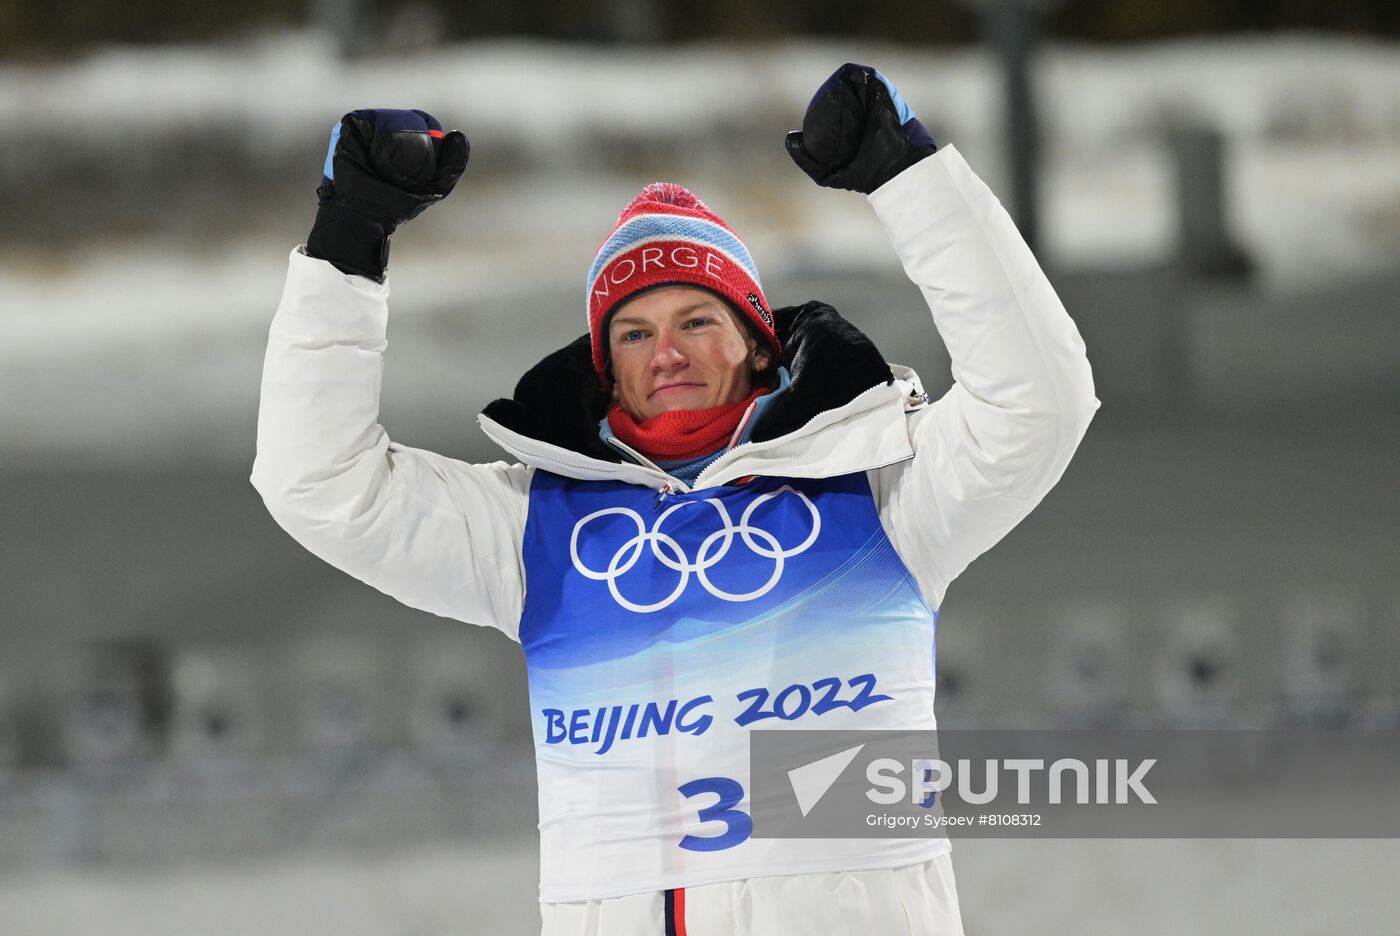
254, 63, 1098, 935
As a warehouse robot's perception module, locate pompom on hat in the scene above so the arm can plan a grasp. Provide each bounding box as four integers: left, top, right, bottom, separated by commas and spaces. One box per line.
585, 182, 779, 381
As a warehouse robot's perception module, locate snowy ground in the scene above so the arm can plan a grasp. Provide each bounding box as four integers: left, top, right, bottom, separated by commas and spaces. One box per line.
3, 32, 1399, 285
2, 34, 1399, 467
2, 835, 1398, 935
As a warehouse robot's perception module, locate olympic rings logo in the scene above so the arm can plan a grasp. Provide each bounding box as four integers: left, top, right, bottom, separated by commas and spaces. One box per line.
569, 486, 822, 613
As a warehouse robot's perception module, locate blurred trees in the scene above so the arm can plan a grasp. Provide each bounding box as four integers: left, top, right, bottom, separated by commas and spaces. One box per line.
0, 0, 1396, 58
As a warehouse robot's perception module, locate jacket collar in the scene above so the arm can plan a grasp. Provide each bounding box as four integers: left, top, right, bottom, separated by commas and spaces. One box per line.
478, 301, 925, 490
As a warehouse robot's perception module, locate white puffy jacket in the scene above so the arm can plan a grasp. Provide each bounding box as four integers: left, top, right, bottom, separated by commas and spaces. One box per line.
253, 146, 1098, 639
252, 146, 1098, 920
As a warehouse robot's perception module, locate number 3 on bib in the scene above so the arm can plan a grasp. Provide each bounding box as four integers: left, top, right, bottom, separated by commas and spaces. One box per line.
678, 777, 752, 852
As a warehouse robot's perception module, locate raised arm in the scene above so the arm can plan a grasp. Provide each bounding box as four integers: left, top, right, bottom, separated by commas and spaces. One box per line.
251, 110, 530, 639
869, 146, 1098, 608
788, 65, 1099, 609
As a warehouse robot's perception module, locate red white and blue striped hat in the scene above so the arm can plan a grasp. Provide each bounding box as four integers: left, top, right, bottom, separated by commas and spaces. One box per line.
586, 182, 778, 381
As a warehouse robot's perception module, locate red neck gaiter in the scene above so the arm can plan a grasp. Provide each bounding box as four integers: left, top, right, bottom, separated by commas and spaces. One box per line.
607, 387, 770, 461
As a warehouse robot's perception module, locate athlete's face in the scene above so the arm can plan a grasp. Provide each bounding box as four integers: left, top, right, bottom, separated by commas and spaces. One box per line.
608, 286, 770, 422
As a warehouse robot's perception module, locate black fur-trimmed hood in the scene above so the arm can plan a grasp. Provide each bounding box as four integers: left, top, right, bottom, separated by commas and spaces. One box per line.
480, 301, 895, 461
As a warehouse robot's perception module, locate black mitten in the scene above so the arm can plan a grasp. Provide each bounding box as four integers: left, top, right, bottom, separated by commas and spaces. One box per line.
786, 64, 937, 196
306, 108, 469, 281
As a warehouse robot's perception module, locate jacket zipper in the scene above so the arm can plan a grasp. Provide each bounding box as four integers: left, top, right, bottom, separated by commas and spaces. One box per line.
602, 436, 694, 503
479, 414, 689, 486
653, 481, 674, 510
691, 383, 906, 489
485, 431, 672, 488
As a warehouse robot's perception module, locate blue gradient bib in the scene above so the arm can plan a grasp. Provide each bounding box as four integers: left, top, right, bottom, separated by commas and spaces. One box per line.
519, 471, 944, 902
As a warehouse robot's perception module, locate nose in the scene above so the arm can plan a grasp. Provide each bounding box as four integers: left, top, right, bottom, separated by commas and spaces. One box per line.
650, 329, 687, 372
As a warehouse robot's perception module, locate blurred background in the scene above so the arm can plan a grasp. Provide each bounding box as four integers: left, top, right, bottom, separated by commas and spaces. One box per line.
2, 1, 1398, 933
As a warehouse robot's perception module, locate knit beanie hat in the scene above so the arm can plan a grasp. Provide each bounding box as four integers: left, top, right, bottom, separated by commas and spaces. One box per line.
585, 182, 779, 381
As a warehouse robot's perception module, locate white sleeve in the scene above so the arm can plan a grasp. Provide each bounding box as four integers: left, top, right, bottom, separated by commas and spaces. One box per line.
866, 146, 1100, 611
251, 248, 531, 641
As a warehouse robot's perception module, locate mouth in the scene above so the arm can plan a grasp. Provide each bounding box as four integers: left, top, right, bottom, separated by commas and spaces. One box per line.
649, 383, 703, 399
